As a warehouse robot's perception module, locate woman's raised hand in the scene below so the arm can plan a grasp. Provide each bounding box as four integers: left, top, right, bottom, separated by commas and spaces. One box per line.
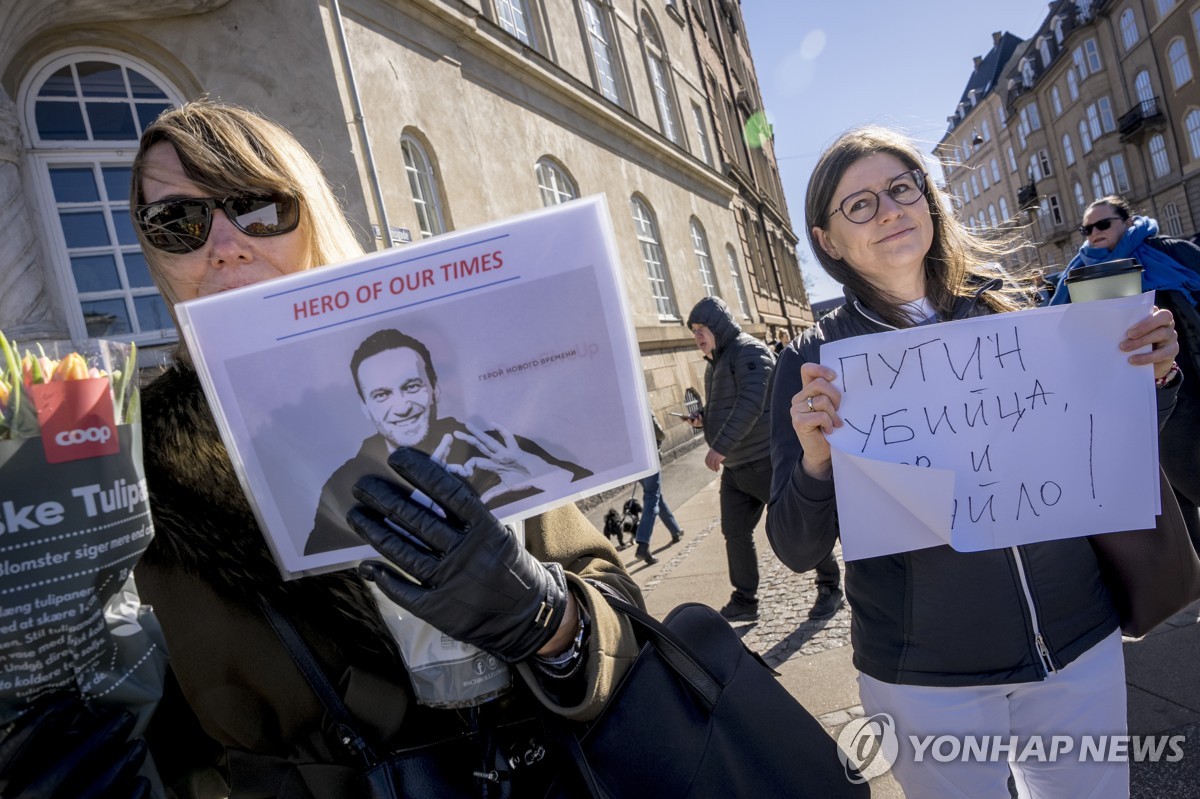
792, 362, 842, 480
1121, 306, 1179, 380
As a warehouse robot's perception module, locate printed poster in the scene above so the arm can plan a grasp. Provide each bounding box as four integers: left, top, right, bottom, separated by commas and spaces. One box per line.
176, 196, 656, 578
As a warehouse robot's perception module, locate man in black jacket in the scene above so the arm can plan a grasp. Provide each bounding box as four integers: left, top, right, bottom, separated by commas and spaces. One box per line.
686, 297, 843, 621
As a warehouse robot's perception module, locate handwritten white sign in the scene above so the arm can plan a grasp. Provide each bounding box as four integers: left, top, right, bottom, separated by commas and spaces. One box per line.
821, 293, 1159, 560
176, 196, 656, 578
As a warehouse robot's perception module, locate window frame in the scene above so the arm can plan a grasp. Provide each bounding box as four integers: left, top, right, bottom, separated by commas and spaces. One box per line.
689, 217, 719, 297
630, 195, 678, 319
534, 157, 579, 206
20, 49, 183, 344
400, 133, 447, 239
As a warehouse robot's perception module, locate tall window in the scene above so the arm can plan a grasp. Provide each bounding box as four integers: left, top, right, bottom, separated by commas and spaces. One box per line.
1149, 134, 1170, 177
582, 0, 621, 103
1087, 103, 1102, 139
1135, 71, 1154, 106
1048, 195, 1063, 226
1068, 69, 1080, 100
1063, 134, 1076, 166
988, 204, 999, 227
1074, 181, 1086, 211
1051, 86, 1063, 116
1120, 9, 1139, 50
631, 197, 677, 317
991, 159, 1000, 182
535, 158, 578, 206
1083, 39, 1101, 73
401, 135, 446, 238
999, 196, 1010, 220
1169, 39, 1193, 88
691, 104, 713, 164
1111, 154, 1130, 192
642, 16, 680, 144
1157, 0, 1177, 18
1091, 171, 1103, 199
1098, 160, 1114, 194
495, 0, 533, 45
1187, 110, 1200, 161
725, 245, 752, 319
1007, 146, 1017, 172
1038, 38, 1052, 70
690, 219, 718, 297
1164, 203, 1184, 237
23, 53, 178, 342
1098, 97, 1115, 132
1079, 119, 1093, 153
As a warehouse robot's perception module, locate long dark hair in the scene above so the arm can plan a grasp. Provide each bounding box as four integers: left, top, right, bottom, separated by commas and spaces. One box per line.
805, 126, 1036, 328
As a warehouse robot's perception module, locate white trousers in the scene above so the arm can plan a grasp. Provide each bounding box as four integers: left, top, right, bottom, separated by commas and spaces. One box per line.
857, 629, 1128, 798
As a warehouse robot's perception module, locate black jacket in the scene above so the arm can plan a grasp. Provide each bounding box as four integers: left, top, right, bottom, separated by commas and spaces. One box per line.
686, 297, 775, 468
1143, 236, 1200, 396
767, 286, 1179, 687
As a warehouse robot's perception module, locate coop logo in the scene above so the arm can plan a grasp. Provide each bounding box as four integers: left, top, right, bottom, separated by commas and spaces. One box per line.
837, 712, 899, 784
55, 425, 113, 446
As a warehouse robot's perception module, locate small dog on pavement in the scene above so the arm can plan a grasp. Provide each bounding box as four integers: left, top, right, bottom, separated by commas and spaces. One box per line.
603, 508, 631, 550
621, 498, 643, 540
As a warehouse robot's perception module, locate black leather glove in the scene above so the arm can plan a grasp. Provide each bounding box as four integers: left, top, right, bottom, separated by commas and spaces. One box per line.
348, 447, 570, 663
0, 693, 150, 799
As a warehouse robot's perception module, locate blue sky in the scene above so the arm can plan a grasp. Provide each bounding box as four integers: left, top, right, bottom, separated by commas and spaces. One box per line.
741, 0, 1057, 302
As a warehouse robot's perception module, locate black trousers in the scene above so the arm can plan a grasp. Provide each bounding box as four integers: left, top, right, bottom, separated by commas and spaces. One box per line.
720, 456, 840, 602
1161, 381, 1200, 553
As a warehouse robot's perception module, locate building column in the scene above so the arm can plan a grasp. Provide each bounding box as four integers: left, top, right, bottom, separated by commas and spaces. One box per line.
0, 87, 59, 339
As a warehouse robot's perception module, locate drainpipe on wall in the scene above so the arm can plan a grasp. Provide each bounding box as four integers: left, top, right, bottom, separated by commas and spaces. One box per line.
330, 0, 392, 251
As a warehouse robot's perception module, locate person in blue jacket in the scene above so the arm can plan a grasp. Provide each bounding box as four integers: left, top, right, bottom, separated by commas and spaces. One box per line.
1048, 195, 1200, 552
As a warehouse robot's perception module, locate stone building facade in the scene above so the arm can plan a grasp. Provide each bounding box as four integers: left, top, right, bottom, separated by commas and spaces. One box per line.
0, 0, 807, 456
939, 0, 1200, 275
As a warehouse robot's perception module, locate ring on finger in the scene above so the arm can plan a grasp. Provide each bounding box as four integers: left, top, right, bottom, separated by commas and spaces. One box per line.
806, 396, 815, 413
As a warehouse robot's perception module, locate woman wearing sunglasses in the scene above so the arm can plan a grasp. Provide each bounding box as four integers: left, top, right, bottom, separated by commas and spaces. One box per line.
1048, 195, 1200, 554
103, 101, 642, 797
766, 127, 1180, 798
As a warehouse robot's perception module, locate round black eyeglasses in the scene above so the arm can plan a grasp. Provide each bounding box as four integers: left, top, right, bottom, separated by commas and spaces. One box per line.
824, 170, 927, 225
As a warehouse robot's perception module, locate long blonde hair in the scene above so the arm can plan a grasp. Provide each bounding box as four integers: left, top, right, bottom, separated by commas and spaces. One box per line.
131, 100, 364, 308
806, 126, 1037, 328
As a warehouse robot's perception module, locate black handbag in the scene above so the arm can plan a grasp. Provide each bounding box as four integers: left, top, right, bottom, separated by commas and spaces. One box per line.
1089, 467, 1200, 637
546, 594, 869, 798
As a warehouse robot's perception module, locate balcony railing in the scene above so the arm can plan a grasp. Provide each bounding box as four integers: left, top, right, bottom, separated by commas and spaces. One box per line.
1119, 97, 1164, 141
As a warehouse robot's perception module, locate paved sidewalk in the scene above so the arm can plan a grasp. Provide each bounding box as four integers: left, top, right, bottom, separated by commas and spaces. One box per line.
582, 444, 1200, 798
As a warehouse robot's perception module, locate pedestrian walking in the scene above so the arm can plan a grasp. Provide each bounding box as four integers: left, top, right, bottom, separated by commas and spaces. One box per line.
687, 296, 843, 622
633, 411, 685, 565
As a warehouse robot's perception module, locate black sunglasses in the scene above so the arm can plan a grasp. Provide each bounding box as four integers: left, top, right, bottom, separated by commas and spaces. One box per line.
134, 194, 300, 254
1078, 216, 1124, 237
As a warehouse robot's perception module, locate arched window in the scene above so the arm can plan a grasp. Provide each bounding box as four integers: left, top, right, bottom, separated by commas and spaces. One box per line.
21, 52, 180, 342
534, 157, 578, 206
1062, 134, 1075, 166
400, 134, 446, 238
999, 196, 1010, 220
689, 218, 718, 297
1051, 86, 1063, 116
1120, 9, 1139, 50
1079, 119, 1093, 153
581, 0, 622, 103
1067, 69, 1079, 100
1021, 58, 1036, 87
988, 204, 999, 227
991, 159, 1000, 182
1038, 38, 1053, 70
724, 245, 752, 319
1186, 110, 1200, 161
630, 196, 677, 317
1149, 134, 1170, 177
1074, 182, 1086, 211
1091, 171, 1103, 199
641, 14, 680, 144
981, 119, 991, 141
1169, 39, 1193, 88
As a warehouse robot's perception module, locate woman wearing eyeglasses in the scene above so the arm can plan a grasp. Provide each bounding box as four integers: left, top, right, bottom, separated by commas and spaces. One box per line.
1048, 195, 1200, 554
108, 101, 643, 797
766, 127, 1180, 798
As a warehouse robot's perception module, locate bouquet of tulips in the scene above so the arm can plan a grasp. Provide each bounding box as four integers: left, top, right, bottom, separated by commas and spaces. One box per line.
0, 332, 139, 441
0, 331, 164, 736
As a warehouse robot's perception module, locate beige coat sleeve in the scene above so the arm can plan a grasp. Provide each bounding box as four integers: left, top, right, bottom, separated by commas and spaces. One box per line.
516, 503, 644, 721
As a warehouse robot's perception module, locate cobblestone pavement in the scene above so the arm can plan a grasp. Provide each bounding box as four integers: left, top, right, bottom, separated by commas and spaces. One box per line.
636, 519, 852, 669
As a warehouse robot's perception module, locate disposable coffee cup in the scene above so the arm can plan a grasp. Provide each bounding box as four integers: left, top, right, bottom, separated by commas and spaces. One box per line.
1064, 258, 1144, 303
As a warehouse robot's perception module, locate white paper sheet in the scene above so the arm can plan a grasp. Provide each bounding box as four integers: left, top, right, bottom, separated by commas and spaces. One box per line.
821, 292, 1159, 560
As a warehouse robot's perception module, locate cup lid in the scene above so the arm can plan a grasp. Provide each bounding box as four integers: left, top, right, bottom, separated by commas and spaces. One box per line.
1064, 258, 1143, 283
